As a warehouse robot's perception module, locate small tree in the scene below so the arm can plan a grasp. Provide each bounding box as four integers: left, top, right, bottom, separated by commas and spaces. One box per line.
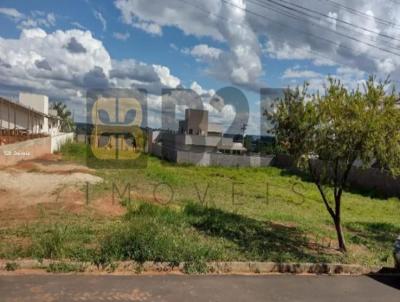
51, 102, 75, 132
267, 77, 400, 252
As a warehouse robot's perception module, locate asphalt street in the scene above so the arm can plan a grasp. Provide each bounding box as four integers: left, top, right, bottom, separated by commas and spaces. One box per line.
0, 274, 399, 302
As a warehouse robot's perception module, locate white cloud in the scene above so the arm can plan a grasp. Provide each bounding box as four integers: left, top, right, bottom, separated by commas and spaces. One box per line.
169, 43, 178, 51
114, 0, 223, 39
71, 22, 87, 30
282, 68, 322, 79
47, 13, 56, 26
184, 44, 222, 60
94, 10, 107, 31
0, 7, 24, 19
0, 28, 112, 105
0, 7, 57, 29
0, 27, 190, 124
131, 20, 162, 36
113, 32, 130, 41
114, 0, 263, 91
190, 81, 215, 96
334, 66, 366, 90
152, 65, 181, 88
264, 40, 337, 67
256, 0, 400, 81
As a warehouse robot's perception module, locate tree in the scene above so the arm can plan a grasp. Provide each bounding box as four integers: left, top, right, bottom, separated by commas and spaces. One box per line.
243, 135, 253, 152
51, 102, 75, 132
266, 77, 400, 252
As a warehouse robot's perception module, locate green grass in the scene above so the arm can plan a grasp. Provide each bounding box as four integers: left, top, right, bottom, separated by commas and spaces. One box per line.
1, 142, 399, 272
97, 203, 228, 269
47, 262, 86, 273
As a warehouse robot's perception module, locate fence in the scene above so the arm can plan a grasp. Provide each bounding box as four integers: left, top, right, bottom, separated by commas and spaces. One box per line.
150, 144, 274, 167
150, 146, 400, 197
272, 154, 400, 198
51, 132, 74, 153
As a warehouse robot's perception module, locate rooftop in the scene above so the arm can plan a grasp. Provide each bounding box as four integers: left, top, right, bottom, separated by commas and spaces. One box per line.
0, 96, 60, 120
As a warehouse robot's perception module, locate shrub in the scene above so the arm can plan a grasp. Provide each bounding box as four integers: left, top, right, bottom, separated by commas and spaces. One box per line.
5, 262, 19, 271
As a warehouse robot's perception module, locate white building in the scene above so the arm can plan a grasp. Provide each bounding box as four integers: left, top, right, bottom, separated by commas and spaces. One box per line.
0, 92, 61, 137
151, 108, 246, 155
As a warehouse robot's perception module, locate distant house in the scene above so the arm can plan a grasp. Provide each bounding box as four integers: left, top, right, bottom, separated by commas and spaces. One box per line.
149, 108, 246, 156
0, 93, 61, 137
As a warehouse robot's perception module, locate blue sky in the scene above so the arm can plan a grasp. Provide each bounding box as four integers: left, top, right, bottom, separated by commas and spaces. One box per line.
0, 0, 399, 134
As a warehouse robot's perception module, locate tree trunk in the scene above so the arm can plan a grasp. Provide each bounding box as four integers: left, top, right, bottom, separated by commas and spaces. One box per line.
333, 215, 347, 252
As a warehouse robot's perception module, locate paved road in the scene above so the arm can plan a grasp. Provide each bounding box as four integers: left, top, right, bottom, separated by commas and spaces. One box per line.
0, 275, 399, 302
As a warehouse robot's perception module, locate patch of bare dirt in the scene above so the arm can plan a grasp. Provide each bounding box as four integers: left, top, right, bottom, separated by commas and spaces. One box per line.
0, 191, 125, 229
0, 158, 103, 211
90, 194, 126, 217
131, 191, 172, 205
10, 157, 95, 175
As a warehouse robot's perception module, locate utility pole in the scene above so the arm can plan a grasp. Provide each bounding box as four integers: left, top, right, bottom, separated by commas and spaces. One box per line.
95, 101, 98, 148
240, 122, 247, 146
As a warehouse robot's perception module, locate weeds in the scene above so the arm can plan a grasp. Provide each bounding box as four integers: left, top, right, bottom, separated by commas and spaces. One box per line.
97, 203, 226, 271
5, 262, 19, 271
47, 262, 86, 273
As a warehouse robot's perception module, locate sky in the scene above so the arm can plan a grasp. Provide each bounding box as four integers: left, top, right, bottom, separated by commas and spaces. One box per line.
0, 0, 399, 134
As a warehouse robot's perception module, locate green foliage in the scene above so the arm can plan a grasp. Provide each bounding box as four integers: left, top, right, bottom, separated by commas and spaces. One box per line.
132, 126, 147, 151
268, 77, 400, 180
47, 262, 86, 273
51, 102, 75, 132
31, 223, 96, 261
59, 141, 88, 162
266, 83, 318, 161
243, 136, 253, 152
97, 203, 224, 272
32, 225, 69, 259
5, 262, 19, 271
267, 76, 400, 251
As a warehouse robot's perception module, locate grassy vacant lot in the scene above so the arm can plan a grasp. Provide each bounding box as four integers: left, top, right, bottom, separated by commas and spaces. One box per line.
0, 142, 399, 272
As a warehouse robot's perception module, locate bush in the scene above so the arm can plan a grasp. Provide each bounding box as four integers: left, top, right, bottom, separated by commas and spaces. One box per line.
5, 262, 19, 271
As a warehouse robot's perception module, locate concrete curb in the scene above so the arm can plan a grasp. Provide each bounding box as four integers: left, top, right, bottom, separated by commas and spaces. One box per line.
0, 259, 392, 275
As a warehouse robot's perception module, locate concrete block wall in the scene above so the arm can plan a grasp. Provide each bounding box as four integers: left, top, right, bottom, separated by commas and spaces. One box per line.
348, 167, 400, 197
150, 146, 400, 197
272, 155, 400, 198
51, 133, 74, 153
150, 145, 274, 168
